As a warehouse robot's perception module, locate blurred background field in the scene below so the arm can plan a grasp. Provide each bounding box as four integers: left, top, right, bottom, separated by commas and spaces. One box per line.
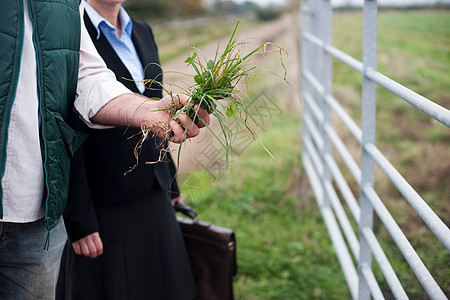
124, 1, 449, 298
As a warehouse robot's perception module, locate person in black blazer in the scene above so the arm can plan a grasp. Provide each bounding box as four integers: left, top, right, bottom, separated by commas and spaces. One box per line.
56, 1, 197, 299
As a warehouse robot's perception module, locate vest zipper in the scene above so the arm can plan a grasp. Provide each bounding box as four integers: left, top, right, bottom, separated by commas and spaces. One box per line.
27, 0, 51, 230
0, 0, 25, 219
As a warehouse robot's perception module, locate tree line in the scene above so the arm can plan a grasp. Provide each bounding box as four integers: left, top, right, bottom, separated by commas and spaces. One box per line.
123, 0, 204, 19
123, 0, 294, 20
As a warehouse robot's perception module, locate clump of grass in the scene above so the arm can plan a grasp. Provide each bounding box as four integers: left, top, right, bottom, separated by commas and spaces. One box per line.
134, 20, 286, 170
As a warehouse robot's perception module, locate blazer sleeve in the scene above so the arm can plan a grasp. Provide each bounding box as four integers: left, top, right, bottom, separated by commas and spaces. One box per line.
63, 114, 99, 242
63, 146, 99, 242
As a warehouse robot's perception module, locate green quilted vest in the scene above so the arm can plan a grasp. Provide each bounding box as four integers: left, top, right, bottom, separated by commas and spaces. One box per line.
0, 0, 86, 231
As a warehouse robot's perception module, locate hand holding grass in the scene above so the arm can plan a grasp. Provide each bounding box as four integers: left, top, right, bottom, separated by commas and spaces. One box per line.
92, 92, 210, 143
119, 20, 286, 171
140, 93, 210, 143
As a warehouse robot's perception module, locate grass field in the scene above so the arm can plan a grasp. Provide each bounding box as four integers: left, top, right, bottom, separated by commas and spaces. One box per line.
154, 9, 449, 299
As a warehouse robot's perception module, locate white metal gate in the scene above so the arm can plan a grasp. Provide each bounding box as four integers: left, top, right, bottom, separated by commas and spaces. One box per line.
300, 1, 450, 299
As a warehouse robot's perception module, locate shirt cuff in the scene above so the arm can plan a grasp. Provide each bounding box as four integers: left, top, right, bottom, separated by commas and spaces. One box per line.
75, 79, 132, 129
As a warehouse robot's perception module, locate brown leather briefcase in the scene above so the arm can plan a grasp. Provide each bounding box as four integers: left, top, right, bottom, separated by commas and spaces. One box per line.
175, 203, 237, 300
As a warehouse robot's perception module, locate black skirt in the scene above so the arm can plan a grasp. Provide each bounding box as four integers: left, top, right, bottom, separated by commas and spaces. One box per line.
57, 184, 197, 300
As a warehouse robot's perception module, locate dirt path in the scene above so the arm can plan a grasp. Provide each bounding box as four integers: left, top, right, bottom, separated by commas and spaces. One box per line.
162, 14, 301, 173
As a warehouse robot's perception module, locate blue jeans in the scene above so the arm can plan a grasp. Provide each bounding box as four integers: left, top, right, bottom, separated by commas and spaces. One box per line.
0, 218, 67, 299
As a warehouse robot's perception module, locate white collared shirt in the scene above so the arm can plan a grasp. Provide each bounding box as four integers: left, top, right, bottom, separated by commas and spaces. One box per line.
0, 0, 131, 223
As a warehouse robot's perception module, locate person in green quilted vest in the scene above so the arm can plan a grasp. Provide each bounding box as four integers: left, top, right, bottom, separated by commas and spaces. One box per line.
0, 1, 209, 298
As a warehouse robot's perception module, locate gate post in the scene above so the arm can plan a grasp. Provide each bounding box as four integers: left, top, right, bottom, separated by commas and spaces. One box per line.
301, 0, 313, 178
317, 0, 333, 212
309, 0, 334, 235
358, 1, 378, 299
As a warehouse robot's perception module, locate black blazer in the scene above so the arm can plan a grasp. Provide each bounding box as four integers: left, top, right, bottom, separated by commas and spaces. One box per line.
63, 14, 180, 241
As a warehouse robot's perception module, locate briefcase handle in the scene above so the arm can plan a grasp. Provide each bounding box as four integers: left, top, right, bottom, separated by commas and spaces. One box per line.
174, 201, 198, 220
